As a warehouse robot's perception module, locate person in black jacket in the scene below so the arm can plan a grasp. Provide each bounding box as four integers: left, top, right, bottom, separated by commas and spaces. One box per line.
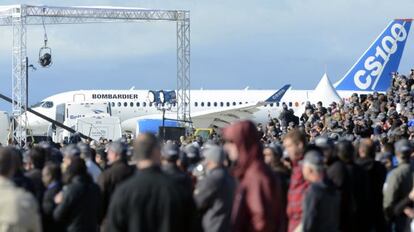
161, 143, 193, 194
336, 140, 369, 232
53, 156, 102, 232
10, 148, 36, 196
42, 162, 64, 232
98, 141, 134, 228
356, 138, 387, 232
315, 137, 352, 232
25, 147, 47, 205
107, 133, 196, 232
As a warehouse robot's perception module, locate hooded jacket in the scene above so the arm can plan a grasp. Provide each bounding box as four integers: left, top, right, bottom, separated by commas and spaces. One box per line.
223, 120, 285, 232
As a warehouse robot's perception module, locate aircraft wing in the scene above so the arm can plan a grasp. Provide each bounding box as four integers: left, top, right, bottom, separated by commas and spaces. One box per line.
191, 84, 290, 127
121, 84, 290, 130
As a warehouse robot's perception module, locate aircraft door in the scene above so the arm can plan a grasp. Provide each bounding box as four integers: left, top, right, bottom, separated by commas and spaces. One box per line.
55, 103, 66, 124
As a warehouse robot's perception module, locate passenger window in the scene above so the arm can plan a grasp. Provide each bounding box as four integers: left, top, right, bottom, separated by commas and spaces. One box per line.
207, 102, 211, 107
195, 102, 198, 107
130, 102, 134, 107
276, 102, 280, 107
214, 102, 217, 107
270, 103, 274, 107
239, 102, 242, 105
201, 102, 204, 107
117, 102, 121, 107
220, 102, 224, 107
289, 102, 292, 107
136, 102, 140, 107
232, 102, 236, 106
226, 102, 230, 107
123, 102, 127, 107
143, 102, 146, 107
111, 102, 115, 107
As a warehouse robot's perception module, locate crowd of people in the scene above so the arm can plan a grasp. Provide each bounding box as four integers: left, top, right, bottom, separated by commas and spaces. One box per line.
1, 71, 414, 232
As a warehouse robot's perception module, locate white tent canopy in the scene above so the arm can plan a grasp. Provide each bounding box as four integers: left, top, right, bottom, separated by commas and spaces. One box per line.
308, 73, 342, 107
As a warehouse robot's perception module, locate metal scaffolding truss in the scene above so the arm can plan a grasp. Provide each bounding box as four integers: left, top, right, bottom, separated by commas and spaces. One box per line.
0, 5, 191, 145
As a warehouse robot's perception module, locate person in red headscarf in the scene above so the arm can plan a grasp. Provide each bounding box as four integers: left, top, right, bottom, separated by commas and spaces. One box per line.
223, 120, 286, 232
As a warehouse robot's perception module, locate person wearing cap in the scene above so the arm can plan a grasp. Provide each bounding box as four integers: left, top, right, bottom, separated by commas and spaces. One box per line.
107, 133, 196, 232
301, 149, 340, 232
161, 143, 192, 194
184, 144, 201, 173
263, 143, 290, 196
383, 139, 414, 231
97, 141, 134, 230
193, 145, 235, 232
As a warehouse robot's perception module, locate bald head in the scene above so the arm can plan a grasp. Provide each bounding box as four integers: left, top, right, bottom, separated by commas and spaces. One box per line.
133, 133, 161, 162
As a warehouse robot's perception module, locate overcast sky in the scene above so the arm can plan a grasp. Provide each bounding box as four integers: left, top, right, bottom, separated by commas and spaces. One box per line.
1, 0, 414, 111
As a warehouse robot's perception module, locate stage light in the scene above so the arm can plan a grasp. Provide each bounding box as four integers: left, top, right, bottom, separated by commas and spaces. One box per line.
148, 90, 158, 103
159, 90, 165, 104
39, 51, 52, 67
39, 12, 52, 68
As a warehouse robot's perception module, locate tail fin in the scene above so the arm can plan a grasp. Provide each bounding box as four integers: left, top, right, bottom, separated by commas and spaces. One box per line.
334, 19, 412, 92
265, 84, 290, 102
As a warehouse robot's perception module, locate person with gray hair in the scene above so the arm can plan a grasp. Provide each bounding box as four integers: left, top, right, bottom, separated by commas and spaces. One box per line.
193, 145, 235, 232
97, 141, 134, 230
78, 143, 101, 182
301, 149, 340, 232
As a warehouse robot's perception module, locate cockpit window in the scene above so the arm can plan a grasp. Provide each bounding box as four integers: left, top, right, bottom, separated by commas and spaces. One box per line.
42, 101, 54, 108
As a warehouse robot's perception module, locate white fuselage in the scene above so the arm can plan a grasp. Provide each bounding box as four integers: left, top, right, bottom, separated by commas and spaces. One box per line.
26, 89, 360, 136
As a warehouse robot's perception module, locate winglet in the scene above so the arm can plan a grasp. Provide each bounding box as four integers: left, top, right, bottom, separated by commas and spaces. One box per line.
265, 84, 290, 102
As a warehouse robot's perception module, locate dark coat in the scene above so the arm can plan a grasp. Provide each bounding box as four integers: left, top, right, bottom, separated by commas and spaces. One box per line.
345, 162, 370, 232
162, 163, 193, 194
107, 166, 196, 232
13, 170, 36, 196
326, 159, 352, 232
302, 178, 340, 232
356, 158, 387, 232
25, 169, 45, 205
53, 175, 102, 232
98, 160, 134, 219
194, 167, 236, 232
42, 181, 64, 232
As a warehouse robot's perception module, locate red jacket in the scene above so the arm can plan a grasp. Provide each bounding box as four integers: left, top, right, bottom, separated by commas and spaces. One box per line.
223, 120, 285, 232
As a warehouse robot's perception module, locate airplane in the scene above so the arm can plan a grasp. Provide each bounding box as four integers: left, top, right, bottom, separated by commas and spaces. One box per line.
25, 19, 412, 135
